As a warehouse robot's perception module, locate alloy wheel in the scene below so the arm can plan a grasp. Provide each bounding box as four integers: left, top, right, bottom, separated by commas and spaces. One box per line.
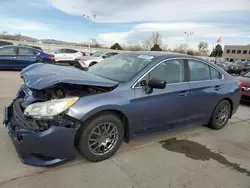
88, 122, 119, 156
215, 103, 230, 126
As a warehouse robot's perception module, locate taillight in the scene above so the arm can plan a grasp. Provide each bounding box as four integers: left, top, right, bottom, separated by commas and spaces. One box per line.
65, 93, 71, 97
48, 56, 55, 61
237, 81, 243, 89
82, 52, 86, 56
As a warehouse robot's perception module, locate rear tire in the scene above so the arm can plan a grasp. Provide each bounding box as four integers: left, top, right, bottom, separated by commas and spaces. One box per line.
209, 100, 231, 130
78, 113, 124, 162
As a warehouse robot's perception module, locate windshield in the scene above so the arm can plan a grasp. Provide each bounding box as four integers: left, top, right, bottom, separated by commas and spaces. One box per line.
243, 71, 250, 78
91, 51, 105, 57
87, 53, 154, 82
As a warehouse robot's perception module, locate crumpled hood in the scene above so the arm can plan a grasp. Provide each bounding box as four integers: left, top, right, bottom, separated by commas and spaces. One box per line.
21, 63, 118, 90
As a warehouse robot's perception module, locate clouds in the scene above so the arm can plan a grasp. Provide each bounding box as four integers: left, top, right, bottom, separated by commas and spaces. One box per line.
48, 0, 250, 23
47, 0, 250, 49
0, 18, 48, 31
97, 22, 250, 49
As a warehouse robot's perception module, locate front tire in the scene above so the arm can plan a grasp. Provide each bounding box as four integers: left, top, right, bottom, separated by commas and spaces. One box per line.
209, 100, 231, 130
78, 113, 124, 162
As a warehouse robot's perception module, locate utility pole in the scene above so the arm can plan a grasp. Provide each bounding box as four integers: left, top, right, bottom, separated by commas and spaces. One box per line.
184, 32, 194, 54
83, 14, 96, 54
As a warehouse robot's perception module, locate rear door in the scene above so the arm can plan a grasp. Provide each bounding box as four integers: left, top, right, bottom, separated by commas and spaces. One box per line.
187, 59, 224, 124
65, 49, 79, 61
16, 47, 39, 69
0, 46, 18, 69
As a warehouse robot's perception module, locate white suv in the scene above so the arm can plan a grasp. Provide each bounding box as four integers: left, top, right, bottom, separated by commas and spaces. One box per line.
53, 48, 86, 64
75, 51, 119, 69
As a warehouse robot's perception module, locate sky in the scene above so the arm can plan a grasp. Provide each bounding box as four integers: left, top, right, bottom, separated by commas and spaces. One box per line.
0, 0, 250, 50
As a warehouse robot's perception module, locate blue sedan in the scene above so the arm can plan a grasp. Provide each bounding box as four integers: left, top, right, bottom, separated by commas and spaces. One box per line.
0, 45, 55, 70
3, 52, 241, 166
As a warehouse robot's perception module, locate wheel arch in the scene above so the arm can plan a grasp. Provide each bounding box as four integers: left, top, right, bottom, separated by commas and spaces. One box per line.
74, 109, 130, 147
89, 61, 97, 67
223, 98, 233, 118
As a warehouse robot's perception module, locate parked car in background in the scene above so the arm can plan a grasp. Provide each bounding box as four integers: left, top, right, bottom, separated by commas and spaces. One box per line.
0, 40, 13, 46
216, 63, 228, 72
228, 61, 250, 75
238, 71, 250, 101
75, 51, 119, 69
20, 44, 43, 52
52, 48, 86, 65
4, 52, 241, 166
0, 45, 55, 70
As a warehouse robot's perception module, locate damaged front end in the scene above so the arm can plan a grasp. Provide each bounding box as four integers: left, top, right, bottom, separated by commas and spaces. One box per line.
3, 86, 79, 166
4, 85, 115, 166
3, 64, 118, 166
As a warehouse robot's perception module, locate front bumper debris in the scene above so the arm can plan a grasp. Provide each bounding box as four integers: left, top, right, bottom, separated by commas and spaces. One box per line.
3, 99, 77, 166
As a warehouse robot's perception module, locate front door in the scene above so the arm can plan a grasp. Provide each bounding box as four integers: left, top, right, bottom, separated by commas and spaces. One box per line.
0, 46, 18, 69
133, 59, 190, 135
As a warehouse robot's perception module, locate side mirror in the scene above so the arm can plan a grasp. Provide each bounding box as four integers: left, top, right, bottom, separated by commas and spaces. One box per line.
148, 78, 166, 89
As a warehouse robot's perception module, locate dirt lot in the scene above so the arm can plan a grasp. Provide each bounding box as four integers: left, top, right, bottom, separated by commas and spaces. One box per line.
0, 71, 250, 188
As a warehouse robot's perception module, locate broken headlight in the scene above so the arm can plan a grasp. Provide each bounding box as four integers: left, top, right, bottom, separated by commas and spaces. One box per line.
24, 97, 79, 119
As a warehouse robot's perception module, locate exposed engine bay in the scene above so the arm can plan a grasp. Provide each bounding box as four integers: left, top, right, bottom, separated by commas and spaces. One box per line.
13, 83, 115, 132
30, 83, 114, 100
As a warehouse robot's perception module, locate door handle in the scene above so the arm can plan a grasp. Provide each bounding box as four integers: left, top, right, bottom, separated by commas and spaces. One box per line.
214, 85, 222, 91
179, 91, 188, 97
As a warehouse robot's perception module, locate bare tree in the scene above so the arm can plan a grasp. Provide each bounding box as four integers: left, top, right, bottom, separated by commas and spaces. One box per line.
143, 32, 163, 50
172, 44, 188, 54
14, 33, 22, 41
198, 41, 209, 56
90, 38, 101, 48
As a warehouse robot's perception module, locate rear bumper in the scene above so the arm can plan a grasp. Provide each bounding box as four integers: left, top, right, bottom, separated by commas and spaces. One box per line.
3, 100, 77, 166
241, 93, 250, 101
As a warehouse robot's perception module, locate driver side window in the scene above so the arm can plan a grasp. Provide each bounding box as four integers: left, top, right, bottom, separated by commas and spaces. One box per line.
136, 59, 185, 87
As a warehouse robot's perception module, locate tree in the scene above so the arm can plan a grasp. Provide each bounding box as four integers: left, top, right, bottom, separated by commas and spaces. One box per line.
151, 44, 162, 51
91, 38, 101, 48
14, 33, 22, 41
111, 42, 123, 50
187, 50, 194, 55
198, 41, 209, 56
172, 44, 188, 54
143, 32, 163, 50
210, 44, 223, 57
124, 44, 144, 51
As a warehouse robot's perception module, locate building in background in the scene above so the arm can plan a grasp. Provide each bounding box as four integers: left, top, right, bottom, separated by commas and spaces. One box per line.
223, 45, 250, 62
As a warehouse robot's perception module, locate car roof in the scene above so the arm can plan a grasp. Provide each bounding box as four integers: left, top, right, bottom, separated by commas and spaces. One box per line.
121, 51, 205, 60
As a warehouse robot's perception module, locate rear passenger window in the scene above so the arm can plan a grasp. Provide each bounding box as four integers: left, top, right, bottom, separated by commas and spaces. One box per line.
188, 60, 222, 81
210, 67, 222, 79
188, 60, 210, 81
66, 49, 78, 53
18, 48, 37, 55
